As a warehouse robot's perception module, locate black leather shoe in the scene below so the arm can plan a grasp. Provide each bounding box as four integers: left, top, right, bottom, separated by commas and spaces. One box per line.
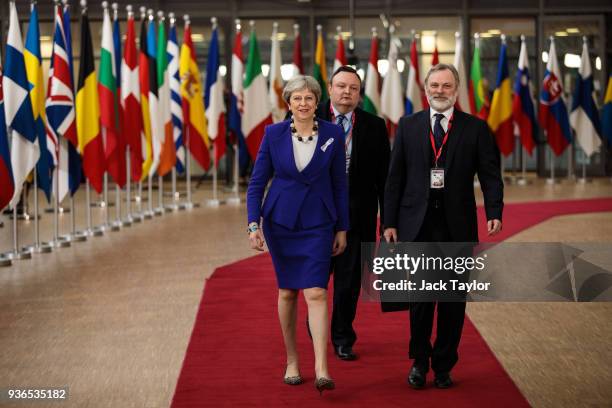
334, 345, 357, 361
407, 364, 427, 389
434, 372, 453, 389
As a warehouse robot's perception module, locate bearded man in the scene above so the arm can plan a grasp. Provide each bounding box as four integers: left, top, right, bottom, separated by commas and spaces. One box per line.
383, 64, 504, 389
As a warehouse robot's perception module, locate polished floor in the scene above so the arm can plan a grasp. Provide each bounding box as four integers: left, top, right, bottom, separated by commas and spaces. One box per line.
1, 176, 611, 407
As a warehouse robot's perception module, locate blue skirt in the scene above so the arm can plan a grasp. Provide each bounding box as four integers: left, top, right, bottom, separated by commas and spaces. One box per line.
262, 218, 334, 289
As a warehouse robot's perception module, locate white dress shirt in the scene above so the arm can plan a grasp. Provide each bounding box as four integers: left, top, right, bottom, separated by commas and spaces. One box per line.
292, 134, 318, 172
429, 106, 454, 133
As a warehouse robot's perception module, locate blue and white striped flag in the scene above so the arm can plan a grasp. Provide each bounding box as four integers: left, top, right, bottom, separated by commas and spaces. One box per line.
4, 2, 40, 207
167, 16, 184, 173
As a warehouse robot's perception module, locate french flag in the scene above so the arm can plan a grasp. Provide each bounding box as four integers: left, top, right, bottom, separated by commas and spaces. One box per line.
539, 37, 571, 156
204, 22, 226, 166
569, 37, 602, 157
228, 24, 249, 173
512, 35, 538, 156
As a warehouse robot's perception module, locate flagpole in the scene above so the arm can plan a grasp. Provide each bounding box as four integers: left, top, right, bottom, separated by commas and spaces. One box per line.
30, 169, 52, 253
517, 146, 530, 186
227, 18, 241, 206
124, 147, 134, 225
144, 174, 154, 218
8, 201, 31, 260
546, 147, 558, 184
156, 174, 164, 215
568, 142, 575, 182
183, 14, 199, 210
68, 195, 87, 241
167, 167, 179, 211
51, 155, 70, 248
133, 180, 144, 222
86, 181, 103, 236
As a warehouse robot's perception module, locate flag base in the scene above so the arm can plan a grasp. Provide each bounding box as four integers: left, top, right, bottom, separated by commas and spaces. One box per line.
576, 177, 592, 184
63, 232, 88, 242
182, 202, 201, 210
546, 178, 560, 185
227, 197, 242, 205
44, 206, 70, 214
516, 177, 532, 186
90, 200, 115, 208
0, 255, 11, 267
165, 204, 180, 212
206, 199, 223, 208
6, 249, 33, 260
87, 227, 105, 237
153, 207, 165, 216
143, 210, 155, 219
50, 238, 71, 248
121, 219, 133, 227
131, 213, 144, 223
27, 243, 54, 253
111, 221, 123, 231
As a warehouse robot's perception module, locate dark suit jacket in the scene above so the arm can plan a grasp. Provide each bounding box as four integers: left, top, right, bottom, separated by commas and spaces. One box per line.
384, 109, 503, 243
316, 101, 390, 242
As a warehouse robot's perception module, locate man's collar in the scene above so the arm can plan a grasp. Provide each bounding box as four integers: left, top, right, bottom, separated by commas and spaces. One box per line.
331, 103, 354, 120
429, 106, 454, 120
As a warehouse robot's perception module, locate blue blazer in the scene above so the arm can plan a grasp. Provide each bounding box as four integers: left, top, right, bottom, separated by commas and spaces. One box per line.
247, 119, 349, 231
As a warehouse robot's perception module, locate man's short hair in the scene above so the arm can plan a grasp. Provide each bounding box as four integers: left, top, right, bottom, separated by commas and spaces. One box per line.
330, 65, 362, 85
282, 75, 322, 104
424, 63, 460, 87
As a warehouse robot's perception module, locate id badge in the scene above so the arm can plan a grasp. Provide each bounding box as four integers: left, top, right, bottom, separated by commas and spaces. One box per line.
430, 168, 445, 189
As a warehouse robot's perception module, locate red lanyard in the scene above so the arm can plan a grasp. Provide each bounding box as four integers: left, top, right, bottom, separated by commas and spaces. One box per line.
330, 107, 356, 151
429, 114, 453, 168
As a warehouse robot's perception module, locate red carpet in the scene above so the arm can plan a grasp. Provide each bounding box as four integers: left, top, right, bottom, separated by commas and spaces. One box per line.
172, 198, 612, 407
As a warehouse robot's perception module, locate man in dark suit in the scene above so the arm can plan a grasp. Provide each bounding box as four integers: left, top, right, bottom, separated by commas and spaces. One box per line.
317, 66, 390, 361
383, 64, 503, 389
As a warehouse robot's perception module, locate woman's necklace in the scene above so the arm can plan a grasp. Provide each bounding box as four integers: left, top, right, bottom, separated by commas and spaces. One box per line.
290, 118, 318, 143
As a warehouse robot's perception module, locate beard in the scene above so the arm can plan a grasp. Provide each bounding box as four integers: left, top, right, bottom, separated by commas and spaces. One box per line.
427, 93, 457, 112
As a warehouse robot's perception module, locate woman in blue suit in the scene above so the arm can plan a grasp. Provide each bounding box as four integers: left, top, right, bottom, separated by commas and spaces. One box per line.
247, 75, 349, 395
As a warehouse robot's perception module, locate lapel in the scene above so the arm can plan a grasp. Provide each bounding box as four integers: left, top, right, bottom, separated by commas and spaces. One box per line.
420, 110, 433, 170
273, 121, 306, 182
444, 110, 466, 171
301, 121, 334, 178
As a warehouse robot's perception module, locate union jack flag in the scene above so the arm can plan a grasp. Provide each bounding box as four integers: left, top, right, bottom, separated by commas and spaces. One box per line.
45, 3, 79, 201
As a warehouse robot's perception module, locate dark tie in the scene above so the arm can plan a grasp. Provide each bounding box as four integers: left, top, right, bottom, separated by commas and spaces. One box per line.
336, 114, 347, 130
433, 113, 445, 149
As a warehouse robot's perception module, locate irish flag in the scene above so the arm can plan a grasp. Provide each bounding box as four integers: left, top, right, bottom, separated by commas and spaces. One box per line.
242, 22, 272, 160
363, 28, 381, 116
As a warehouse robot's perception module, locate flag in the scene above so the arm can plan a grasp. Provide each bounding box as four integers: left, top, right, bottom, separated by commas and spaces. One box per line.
139, 12, 154, 179
380, 31, 404, 127
487, 36, 514, 156
99, 4, 124, 187
453, 32, 471, 114
229, 24, 249, 172
156, 14, 175, 177
512, 36, 538, 156
146, 14, 162, 177
4, 2, 40, 207
62, 3, 81, 196
313, 25, 328, 101
112, 4, 126, 186
121, 6, 143, 181
205, 22, 227, 166
332, 27, 347, 73
76, 4, 104, 193
269, 22, 286, 123
405, 35, 427, 115
45, 3, 76, 203
167, 14, 184, 173
363, 28, 381, 116
603, 75, 612, 146
0, 56, 14, 211
539, 38, 571, 156
569, 38, 602, 157
243, 23, 273, 160
292, 24, 304, 78
431, 33, 439, 66
469, 34, 489, 120
25, 3, 52, 201
180, 17, 210, 171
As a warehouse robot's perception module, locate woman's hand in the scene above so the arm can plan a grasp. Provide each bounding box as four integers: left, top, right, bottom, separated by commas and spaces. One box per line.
332, 231, 347, 256
249, 230, 265, 251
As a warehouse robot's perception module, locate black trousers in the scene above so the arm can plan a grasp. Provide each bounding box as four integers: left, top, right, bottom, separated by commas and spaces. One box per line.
409, 199, 466, 374
331, 229, 362, 348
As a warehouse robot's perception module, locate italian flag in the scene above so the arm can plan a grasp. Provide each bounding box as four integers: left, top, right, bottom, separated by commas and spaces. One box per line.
469, 33, 489, 120
363, 28, 380, 116
156, 16, 175, 177
313, 25, 328, 101
242, 24, 272, 160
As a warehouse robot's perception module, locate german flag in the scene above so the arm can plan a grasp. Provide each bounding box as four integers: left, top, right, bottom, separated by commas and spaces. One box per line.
76, 7, 104, 193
